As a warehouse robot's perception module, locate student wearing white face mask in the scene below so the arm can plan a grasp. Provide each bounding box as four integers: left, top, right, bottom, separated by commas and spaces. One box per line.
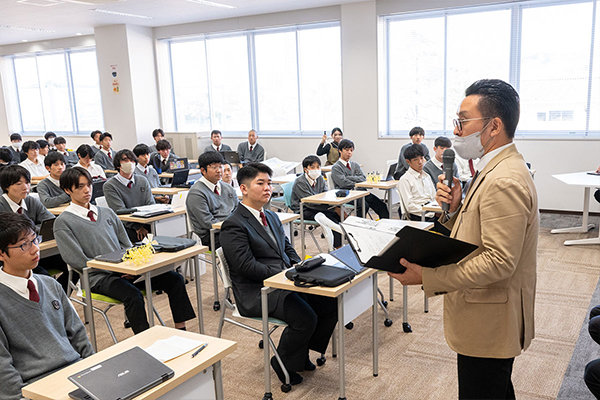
290, 155, 342, 248
8, 133, 23, 164
102, 149, 155, 242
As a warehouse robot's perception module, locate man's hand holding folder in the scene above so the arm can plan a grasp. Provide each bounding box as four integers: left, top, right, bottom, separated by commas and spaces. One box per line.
389, 258, 423, 285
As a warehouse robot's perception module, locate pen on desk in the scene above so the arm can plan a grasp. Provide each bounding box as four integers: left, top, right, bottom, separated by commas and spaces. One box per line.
191, 343, 208, 358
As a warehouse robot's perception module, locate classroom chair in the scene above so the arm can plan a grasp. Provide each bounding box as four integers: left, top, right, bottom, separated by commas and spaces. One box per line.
279, 181, 323, 253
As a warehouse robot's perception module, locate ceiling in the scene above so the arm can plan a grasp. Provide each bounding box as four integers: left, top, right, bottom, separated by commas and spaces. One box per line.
0, 0, 362, 46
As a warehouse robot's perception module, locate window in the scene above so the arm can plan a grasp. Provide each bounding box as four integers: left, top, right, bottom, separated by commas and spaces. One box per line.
7, 48, 103, 135
165, 23, 342, 135
380, 0, 600, 137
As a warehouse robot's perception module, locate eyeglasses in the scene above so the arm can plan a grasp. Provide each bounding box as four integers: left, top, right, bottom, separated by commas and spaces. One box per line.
7, 236, 42, 252
452, 117, 491, 132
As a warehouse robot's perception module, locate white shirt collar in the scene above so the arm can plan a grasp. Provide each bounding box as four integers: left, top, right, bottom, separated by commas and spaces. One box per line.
65, 202, 98, 221
199, 175, 221, 193
2, 193, 26, 213
248, 141, 257, 149
475, 142, 514, 173
115, 173, 135, 187
47, 176, 60, 187
100, 148, 111, 156
0, 267, 36, 300
337, 158, 350, 167
304, 173, 317, 186
241, 202, 265, 225
407, 167, 427, 180
212, 144, 221, 151
136, 163, 147, 174
432, 157, 443, 170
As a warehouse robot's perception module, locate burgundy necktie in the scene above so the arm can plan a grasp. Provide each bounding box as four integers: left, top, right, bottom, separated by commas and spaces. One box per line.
312, 183, 315, 189
214, 186, 219, 196
87, 210, 96, 222
346, 162, 351, 170
468, 159, 476, 177
127, 181, 132, 189
216, 146, 220, 152
259, 211, 268, 227
27, 280, 39, 302
249, 145, 253, 152
144, 169, 147, 174
108, 152, 112, 160
64, 152, 68, 157
17, 207, 23, 214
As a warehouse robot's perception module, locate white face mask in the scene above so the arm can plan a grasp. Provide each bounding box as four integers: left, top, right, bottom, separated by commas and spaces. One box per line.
453, 120, 493, 160
12, 142, 22, 151
307, 169, 321, 180
48, 138, 55, 145
120, 161, 135, 175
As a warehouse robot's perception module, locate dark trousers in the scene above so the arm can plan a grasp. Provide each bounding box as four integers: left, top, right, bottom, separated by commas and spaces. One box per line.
407, 213, 451, 236
270, 291, 338, 372
302, 207, 342, 248
91, 271, 196, 334
125, 224, 152, 244
35, 254, 74, 293
356, 193, 389, 219
585, 306, 600, 398
457, 353, 515, 399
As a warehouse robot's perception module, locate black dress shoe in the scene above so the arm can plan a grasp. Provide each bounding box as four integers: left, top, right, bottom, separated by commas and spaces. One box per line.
271, 356, 303, 385
304, 357, 316, 371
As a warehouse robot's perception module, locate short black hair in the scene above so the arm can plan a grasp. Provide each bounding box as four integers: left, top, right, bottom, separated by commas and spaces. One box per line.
338, 139, 354, 151
152, 128, 164, 138
198, 151, 225, 171
133, 144, 150, 157
36, 139, 48, 149
76, 144, 94, 159
0, 212, 35, 256
10, 133, 22, 142
237, 162, 273, 186
331, 127, 343, 136
409, 127, 425, 137
22, 141, 39, 153
60, 166, 92, 192
434, 136, 452, 148
100, 132, 113, 142
0, 165, 30, 192
44, 151, 65, 168
44, 131, 56, 140
404, 143, 425, 160
90, 130, 102, 140
211, 129, 222, 137
0, 148, 12, 164
54, 136, 67, 145
156, 139, 171, 151
302, 155, 321, 169
465, 79, 520, 138
222, 160, 232, 168
113, 149, 136, 170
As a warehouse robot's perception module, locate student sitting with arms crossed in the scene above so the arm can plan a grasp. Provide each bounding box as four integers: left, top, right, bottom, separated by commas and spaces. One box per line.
75, 144, 106, 180
221, 163, 337, 386
37, 152, 71, 209
331, 139, 390, 219
53, 136, 79, 167
0, 212, 93, 400
54, 167, 195, 334
93, 132, 116, 170
103, 149, 154, 242
237, 129, 265, 164
186, 151, 238, 248
291, 155, 342, 248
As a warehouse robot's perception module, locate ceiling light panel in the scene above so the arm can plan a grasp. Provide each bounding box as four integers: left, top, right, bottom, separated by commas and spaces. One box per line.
186, 0, 236, 9
92, 8, 153, 19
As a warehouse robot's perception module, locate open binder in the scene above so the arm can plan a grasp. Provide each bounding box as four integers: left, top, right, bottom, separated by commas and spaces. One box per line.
340, 216, 477, 273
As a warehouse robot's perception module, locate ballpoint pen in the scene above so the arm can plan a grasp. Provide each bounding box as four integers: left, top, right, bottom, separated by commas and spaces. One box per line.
191, 343, 208, 358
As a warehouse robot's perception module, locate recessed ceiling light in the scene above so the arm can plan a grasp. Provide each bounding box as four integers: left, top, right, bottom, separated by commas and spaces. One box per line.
186, 0, 236, 9
16, 0, 61, 7
76, 32, 83, 35
21, 39, 28, 42
92, 8, 152, 19
0, 24, 56, 33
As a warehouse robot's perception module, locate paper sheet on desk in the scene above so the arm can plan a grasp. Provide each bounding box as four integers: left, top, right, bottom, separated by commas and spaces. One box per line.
145, 336, 206, 362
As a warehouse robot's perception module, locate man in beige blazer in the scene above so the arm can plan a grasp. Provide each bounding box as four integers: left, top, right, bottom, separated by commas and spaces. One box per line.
390, 79, 538, 399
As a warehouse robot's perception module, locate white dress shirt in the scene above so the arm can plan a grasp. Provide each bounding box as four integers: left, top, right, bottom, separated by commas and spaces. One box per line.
241, 203, 266, 225
397, 167, 436, 216
0, 268, 37, 300
75, 161, 106, 179
115, 173, 135, 187
47, 176, 60, 187
19, 157, 48, 177
199, 176, 222, 194
64, 202, 98, 221
2, 193, 27, 213
475, 142, 514, 173
136, 163, 155, 175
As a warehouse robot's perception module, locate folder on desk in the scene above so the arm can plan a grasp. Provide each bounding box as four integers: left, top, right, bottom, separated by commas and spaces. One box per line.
341, 219, 477, 273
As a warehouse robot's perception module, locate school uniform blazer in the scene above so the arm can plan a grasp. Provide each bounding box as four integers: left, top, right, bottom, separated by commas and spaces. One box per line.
422, 144, 538, 359
220, 205, 301, 317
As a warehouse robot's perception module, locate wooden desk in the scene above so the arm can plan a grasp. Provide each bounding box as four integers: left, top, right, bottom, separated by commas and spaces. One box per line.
421, 201, 443, 221
22, 326, 237, 400
39, 239, 59, 258
551, 172, 600, 245
48, 205, 69, 215
31, 176, 48, 185
299, 190, 369, 258
355, 180, 398, 218
159, 169, 202, 179
271, 174, 297, 185
151, 187, 189, 196
261, 268, 378, 399
84, 244, 208, 350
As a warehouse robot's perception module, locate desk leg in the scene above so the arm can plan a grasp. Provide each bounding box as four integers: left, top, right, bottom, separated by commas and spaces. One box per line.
372, 274, 379, 377
402, 285, 412, 333
150, 221, 156, 237
210, 229, 220, 311
193, 255, 204, 333
337, 294, 346, 400
82, 267, 97, 351
551, 187, 595, 234
340, 203, 346, 245
145, 272, 154, 327
421, 210, 425, 222
300, 202, 305, 259
213, 360, 224, 400
261, 287, 272, 399
362, 196, 366, 218
289, 221, 294, 247
387, 188, 393, 219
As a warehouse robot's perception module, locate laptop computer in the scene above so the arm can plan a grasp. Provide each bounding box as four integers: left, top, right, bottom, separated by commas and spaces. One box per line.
220, 151, 240, 164
170, 169, 191, 188
330, 244, 367, 274
384, 163, 397, 181
39, 218, 55, 242
68, 346, 174, 400
91, 179, 105, 204
169, 157, 189, 171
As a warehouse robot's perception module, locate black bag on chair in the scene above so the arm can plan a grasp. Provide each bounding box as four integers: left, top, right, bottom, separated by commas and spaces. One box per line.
285, 264, 355, 288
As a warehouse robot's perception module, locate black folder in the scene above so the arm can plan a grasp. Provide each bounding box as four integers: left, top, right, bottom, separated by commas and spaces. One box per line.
343, 225, 478, 274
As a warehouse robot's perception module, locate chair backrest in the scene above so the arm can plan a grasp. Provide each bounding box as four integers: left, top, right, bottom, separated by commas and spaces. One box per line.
325, 171, 334, 190
95, 196, 108, 208
281, 181, 294, 209
396, 185, 410, 220
215, 247, 233, 290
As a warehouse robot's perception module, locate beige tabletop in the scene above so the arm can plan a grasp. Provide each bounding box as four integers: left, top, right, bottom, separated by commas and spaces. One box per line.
22, 325, 237, 400
104, 169, 118, 175
151, 187, 189, 196
39, 239, 57, 252
211, 212, 299, 229
355, 180, 398, 189
422, 201, 442, 213
48, 204, 69, 215
301, 189, 369, 206
321, 166, 333, 173
118, 207, 187, 224
159, 169, 202, 179
271, 174, 297, 184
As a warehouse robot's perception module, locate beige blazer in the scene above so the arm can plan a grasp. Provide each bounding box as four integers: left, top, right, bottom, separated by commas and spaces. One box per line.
422, 144, 538, 358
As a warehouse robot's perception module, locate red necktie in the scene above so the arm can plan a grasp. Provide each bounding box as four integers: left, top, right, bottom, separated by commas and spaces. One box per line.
127, 181, 132, 189
216, 146, 220, 152
87, 210, 96, 222
346, 162, 351, 170
144, 169, 147, 174
64, 152, 68, 156
249, 145, 253, 152
27, 280, 39, 302
259, 211, 268, 227
108, 152, 112, 160
17, 207, 23, 214
468, 159, 476, 177
214, 186, 219, 195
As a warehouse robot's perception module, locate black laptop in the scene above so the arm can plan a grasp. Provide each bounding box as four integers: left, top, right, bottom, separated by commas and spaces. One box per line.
220, 151, 240, 164
91, 179, 105, 204
68, 346, 174, 400
170, 169, 191, 188
39, 218, 55, 242
169, 157, 189, 171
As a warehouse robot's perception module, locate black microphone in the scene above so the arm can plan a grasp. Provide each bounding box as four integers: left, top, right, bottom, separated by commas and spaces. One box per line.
441, 148, 455, 212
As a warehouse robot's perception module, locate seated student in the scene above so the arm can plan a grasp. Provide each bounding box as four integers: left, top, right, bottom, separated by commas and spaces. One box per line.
8, 133, 24, 164
54, 136, 79, 167
423, 136, 459, 186
237, 129, 265, 164
0, 165, 69, 290
76, 144, 106, 180
133, 144, 161, 188
149, 139, 177, 173
93, 132, 116, 170
104, 149, 155, 242
394, 126, 431, 179
221, 161, 238, 188
54, 167, 195, 334
186, 152, 238, 248
203, 129, 232, 153
37, 152, 70, 208
316, 127, 343, 165
0, 147, 13, 167
331, 139, 390, 219
90, 130, 102, 156
148, 128, 177, 156
44, 131, 57, 151
291, 155, 342, 248
19, 141, 48, 179
36, 139, 49, 159
220, 163, 337, 385
0, 212, 93, 400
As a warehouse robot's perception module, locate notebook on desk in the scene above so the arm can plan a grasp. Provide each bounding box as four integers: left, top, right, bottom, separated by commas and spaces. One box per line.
68, 346, 174, 400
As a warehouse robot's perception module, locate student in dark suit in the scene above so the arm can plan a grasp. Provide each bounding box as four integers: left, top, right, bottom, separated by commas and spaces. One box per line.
53, 136, 79, 167
89, 130, 103, 156
220, 163, 337, 386
7, 133, 24, 164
